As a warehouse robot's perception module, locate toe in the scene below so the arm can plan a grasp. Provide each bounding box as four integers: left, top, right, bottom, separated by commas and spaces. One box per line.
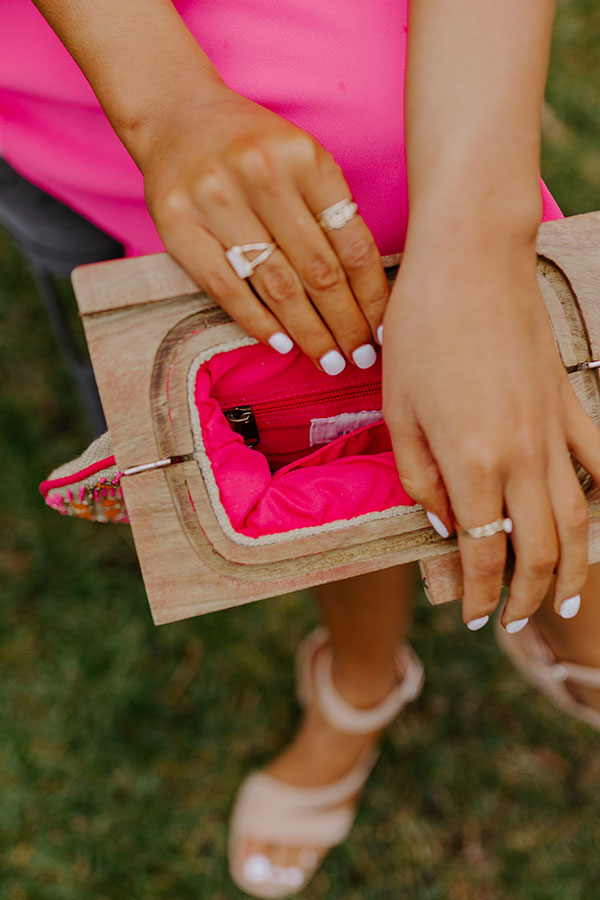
236, 838, 322, 896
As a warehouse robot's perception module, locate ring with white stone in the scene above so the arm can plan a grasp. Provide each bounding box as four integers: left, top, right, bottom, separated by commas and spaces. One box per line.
225, 242, 277, 279
460, 516, 513, 539
316, 198, 358, 233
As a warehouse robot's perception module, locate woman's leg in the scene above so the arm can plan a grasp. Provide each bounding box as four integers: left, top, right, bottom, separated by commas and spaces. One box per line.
239, 562, 417, 872
532, 560, 600, 710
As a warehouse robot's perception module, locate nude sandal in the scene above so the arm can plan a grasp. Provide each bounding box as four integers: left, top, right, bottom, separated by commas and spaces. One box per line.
227, 626, 424, 898
495, 616, 600, 731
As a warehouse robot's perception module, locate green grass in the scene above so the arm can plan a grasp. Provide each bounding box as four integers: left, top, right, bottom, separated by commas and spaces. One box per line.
2, 3, 600, 897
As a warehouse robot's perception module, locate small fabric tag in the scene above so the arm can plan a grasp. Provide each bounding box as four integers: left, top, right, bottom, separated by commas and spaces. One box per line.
309, 410, 383, 446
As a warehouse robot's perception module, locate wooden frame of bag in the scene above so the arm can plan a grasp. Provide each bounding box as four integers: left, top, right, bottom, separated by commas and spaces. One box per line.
72, 211, 600, 625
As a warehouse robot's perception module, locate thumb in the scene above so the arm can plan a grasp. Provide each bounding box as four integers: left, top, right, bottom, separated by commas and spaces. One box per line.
564, 392, 600, 492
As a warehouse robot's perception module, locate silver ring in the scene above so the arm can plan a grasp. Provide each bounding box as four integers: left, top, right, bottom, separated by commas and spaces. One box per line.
316, 198, 358, 233
225, 242, 276, 279
460, 516, 513, 539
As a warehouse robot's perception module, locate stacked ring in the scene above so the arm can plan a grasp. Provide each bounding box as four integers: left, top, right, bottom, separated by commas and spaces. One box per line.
226, 242, 277, 279
316, 198, 358, 233
460, 517, 513, 539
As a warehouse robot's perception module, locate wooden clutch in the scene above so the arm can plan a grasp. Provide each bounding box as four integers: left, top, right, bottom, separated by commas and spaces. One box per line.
70, 211, 600, 625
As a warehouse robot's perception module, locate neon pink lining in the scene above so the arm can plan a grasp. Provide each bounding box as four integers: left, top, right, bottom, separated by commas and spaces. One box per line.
192, 342, 415, 539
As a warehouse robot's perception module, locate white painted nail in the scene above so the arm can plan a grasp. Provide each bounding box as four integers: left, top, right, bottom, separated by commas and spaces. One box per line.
244, 853, 272, 884
376, 324, 384, 345
270, 865, 286, 886
559, 594, 581, 619
268, 331, 294, 354
425, 510, 449, 539
352, 343, 377, 369
466, 615, 490, 631
284, 866, 305, 888
505, 617, 529, 634
320, 349, 346, 376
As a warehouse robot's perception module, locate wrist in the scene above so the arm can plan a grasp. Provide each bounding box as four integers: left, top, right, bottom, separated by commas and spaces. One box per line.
115, 70, 229, 172
403, 185, 542, 271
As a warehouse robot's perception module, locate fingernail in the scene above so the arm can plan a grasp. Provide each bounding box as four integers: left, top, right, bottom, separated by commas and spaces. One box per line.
320, 349, 346, 376
505, 617, 529, 634
466, 615, 490, 631
352, 343, 377, 369
426, 510, 450, 539
376, 324, 384, 345
244, 853, 272, 884
268, 331, 294, 354
559, 594, 581, 619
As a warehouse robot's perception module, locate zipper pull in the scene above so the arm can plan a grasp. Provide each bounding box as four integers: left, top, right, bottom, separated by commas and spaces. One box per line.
222, 405, 260, 447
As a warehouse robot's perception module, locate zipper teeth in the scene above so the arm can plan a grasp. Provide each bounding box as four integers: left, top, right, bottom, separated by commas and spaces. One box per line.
222, 382, 381, 415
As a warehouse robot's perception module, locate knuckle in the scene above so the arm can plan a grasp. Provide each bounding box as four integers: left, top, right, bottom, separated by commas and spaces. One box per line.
526, 550, 557, 579
337, 234, 378, 272
511, 426, 543, 465
202, 269, 239, 306
394, 470, 435, 504
236, 143, 274, 185
154, 187, 192, 225
260, 262, 301, 305
342, 319, 373, 349
193, 169, 229, 207
418, 460, 443, 494
458, 441, 501, 478
303, 254, 345, 292
564, 498, 589, 537
289, 133, 320, 169
466, 551, 505, 582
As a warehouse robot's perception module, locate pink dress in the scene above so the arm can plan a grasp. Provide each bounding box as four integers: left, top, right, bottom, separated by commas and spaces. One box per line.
0, 1, 561, 258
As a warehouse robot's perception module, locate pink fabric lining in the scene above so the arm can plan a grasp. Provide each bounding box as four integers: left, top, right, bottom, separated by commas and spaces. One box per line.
193, 343, 415, 539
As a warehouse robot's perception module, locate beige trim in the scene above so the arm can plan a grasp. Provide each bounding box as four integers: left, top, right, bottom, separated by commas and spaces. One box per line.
187, 339, 412, 547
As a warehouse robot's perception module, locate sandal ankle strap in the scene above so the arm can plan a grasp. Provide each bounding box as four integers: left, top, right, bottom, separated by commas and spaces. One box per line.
296, 627, 424, 735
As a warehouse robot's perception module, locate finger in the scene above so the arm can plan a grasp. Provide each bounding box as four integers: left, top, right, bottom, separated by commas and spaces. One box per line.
189, 171, 348, 370
565, 387, 600, 489
501, 467, 558, 630
387, 406, 454, 538
296, 153, 390, 342
449, 462, 506, 629
160, 217, 291, 346
322, 215, 390, 345
245, 182, 378, 367
250, 248, 356, 373
546, 448, 588, 620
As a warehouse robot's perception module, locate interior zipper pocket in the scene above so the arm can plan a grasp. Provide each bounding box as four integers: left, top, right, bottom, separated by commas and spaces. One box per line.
222, 381, 382, 455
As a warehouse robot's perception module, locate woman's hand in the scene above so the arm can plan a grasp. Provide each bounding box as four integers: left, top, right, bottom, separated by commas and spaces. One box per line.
30, 0, 387, 373
383, 233, 600, 631
140, 88, 389, 373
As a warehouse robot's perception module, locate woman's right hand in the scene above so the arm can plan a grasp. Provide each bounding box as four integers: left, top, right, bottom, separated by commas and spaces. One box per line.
138, 87, 389, 374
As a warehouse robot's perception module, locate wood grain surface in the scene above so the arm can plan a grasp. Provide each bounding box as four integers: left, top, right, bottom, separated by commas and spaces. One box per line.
72, 211, 600, 623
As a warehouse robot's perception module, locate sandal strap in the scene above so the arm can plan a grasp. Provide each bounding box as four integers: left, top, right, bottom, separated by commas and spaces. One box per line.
296, 627, 424, 735
520, 619, 600, 688
229, 745, 379, 847
546, 658, 600, 689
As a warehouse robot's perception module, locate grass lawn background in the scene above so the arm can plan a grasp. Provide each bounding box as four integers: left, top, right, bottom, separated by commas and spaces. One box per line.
1, 2, 600, 897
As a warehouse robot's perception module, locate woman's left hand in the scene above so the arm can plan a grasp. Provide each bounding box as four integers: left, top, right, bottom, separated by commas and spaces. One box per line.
382, 231, 600, 631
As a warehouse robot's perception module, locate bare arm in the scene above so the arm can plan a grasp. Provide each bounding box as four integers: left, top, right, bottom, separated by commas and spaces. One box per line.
30, 1, 389, 369
404, 0, 555, 241
30, 0, 225, 168
384, 0, 600, 631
